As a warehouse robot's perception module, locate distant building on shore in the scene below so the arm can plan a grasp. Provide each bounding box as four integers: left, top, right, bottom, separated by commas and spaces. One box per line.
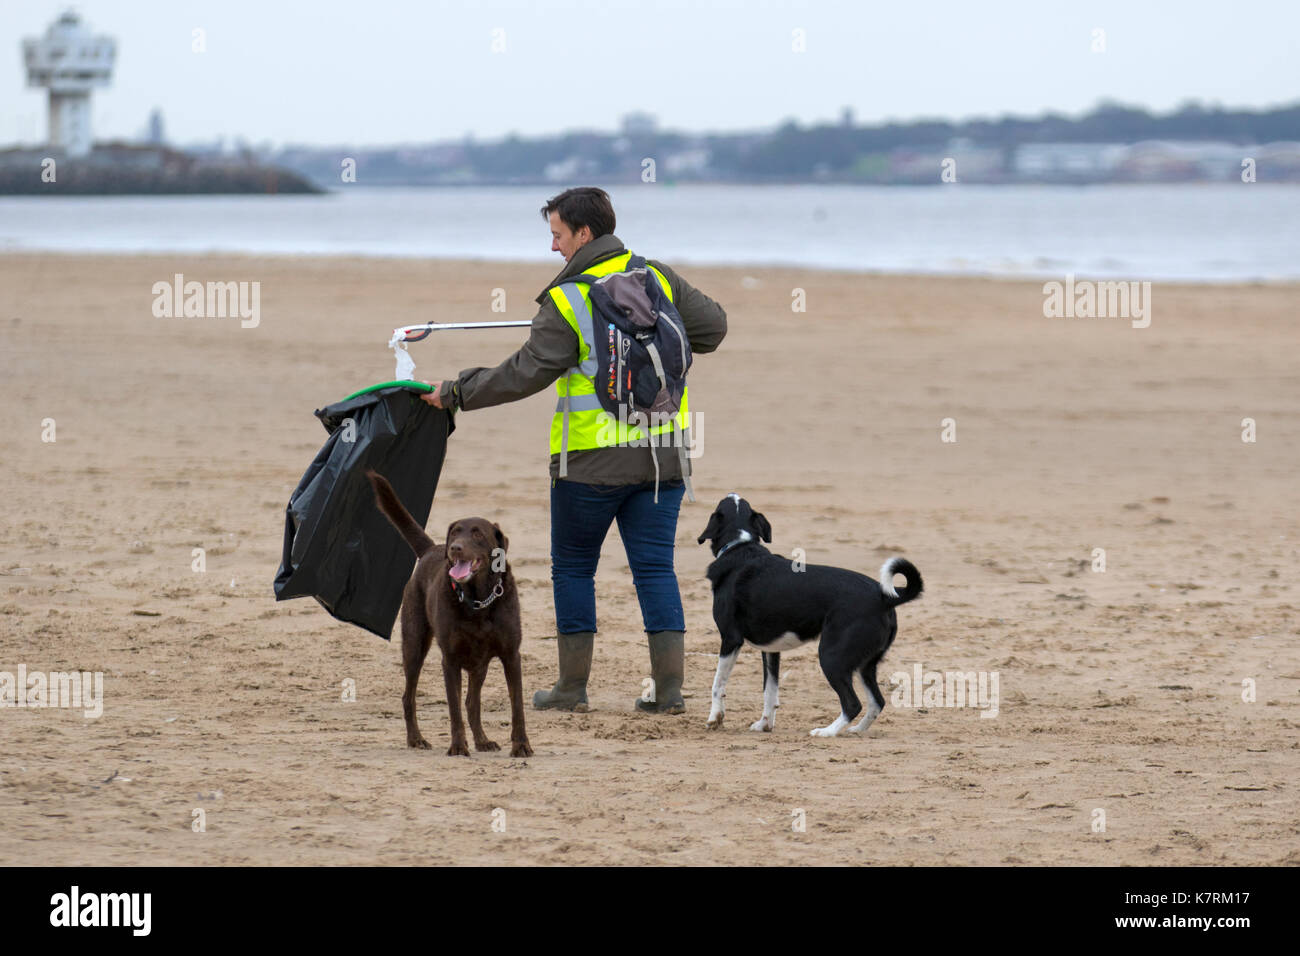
1013, 143, 1128, 180
23, 10, 116, 158
621, 112, 658, 136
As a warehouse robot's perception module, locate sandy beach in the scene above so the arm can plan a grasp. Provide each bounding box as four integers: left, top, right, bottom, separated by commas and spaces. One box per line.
1, 251, 1297, 865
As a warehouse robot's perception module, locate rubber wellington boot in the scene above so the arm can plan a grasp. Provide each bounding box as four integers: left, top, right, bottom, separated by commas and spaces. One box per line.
532, 632, 593, 711
635, 630, 686, 714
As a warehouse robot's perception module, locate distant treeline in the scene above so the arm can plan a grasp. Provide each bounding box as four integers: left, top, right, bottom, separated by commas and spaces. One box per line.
270, 100, 1300, 187
716, 101, 1300, 178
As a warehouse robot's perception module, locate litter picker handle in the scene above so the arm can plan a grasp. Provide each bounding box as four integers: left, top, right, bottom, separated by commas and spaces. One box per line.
392, 320, 532, 344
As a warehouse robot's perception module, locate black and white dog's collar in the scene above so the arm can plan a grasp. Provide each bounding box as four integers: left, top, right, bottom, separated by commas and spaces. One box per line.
715, 531, 754, 559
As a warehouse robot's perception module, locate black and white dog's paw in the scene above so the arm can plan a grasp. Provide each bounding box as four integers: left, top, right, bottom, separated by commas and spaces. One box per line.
749, 715, 773, 732
809, 714, 849, 738
848, 701, 881, 734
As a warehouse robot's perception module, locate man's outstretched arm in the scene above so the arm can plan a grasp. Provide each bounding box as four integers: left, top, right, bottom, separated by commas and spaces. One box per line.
424, 302, 578, 410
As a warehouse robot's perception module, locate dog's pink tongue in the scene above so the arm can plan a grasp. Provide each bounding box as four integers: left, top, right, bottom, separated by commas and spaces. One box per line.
448, 560, 474, 582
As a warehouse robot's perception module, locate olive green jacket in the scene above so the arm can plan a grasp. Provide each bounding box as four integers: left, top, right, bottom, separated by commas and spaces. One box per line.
437, 234, 727, 484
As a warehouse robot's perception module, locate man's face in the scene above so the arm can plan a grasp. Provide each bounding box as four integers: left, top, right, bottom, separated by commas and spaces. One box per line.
549, 211, 592, 263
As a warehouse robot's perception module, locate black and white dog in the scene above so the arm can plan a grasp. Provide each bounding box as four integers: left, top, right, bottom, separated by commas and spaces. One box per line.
698, 494, 923, 737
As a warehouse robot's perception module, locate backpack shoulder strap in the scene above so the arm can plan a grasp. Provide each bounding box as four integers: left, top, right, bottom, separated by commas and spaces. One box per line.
569, 253, 644, 288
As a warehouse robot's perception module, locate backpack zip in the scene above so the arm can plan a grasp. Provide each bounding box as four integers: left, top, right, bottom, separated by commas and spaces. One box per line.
615, 329, 625, 403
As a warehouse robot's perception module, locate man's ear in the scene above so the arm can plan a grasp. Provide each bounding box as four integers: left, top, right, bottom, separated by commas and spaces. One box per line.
752, 512, 772, 543
493, 523, 509, 556
697, 511, 722, 544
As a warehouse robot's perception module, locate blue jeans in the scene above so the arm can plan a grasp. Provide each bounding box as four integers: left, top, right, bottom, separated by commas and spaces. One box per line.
550, 478, 686, 635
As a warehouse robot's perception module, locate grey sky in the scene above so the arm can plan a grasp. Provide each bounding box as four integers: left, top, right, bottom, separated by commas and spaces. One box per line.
6, 0, 1298, 148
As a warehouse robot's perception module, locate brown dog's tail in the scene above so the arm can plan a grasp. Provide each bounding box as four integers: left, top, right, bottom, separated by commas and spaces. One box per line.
365, 469, 436, 559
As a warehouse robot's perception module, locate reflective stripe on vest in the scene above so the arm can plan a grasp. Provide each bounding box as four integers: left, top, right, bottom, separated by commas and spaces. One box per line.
556, 283, 598, 376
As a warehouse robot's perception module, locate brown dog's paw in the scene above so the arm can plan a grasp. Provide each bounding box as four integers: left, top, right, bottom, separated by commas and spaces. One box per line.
475, 739, 501, 752
447, 739, 471, 757
511, 739, 534, 758
408, 736, 432, 750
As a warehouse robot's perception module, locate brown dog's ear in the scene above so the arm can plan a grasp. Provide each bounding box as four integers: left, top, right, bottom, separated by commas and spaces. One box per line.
698, 511, 722, 544
492, 523, 509, 558
445, 522, 457, 552
751, 512, 772, 543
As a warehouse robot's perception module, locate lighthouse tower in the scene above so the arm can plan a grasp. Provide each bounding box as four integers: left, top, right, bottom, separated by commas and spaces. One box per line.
23, 11, 116, 158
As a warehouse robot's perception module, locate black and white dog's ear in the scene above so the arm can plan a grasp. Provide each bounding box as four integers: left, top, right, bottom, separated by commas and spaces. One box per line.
751, 512, 772, 543
698, 511, 723, 544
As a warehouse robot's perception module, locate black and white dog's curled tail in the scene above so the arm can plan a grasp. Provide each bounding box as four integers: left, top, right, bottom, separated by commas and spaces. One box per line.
878, 557, 924, 608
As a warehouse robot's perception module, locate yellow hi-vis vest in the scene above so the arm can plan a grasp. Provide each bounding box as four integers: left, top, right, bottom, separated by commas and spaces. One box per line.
548, 251, 692, 498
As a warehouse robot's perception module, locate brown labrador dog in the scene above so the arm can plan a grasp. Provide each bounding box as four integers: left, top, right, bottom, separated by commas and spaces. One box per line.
365, 470, 532, 758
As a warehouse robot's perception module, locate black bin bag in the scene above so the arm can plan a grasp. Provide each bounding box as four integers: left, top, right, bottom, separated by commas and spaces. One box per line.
273, 382, 454, 639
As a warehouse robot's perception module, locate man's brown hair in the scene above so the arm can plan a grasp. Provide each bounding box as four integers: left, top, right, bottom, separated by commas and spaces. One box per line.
540, 186, 616, 239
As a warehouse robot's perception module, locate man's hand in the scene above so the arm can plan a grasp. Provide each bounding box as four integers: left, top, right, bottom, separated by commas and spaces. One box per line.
420, 380, 445, 408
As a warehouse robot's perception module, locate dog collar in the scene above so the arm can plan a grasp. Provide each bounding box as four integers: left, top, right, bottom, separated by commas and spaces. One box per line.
450, 574, 505, 610
715, 531, 753, 559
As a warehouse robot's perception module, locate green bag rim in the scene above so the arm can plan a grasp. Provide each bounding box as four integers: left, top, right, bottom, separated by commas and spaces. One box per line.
341, 381, 434, 401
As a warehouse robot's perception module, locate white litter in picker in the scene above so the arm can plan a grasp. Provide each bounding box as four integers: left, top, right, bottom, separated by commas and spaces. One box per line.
388, 319, 533, 385
389, 330, 416, 380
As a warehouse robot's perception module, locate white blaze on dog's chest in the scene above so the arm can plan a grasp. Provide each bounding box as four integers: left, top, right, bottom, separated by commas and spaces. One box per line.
744, 631, 808, 651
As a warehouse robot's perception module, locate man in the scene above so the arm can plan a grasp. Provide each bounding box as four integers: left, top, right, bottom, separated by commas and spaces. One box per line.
422, 186, 727, 714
